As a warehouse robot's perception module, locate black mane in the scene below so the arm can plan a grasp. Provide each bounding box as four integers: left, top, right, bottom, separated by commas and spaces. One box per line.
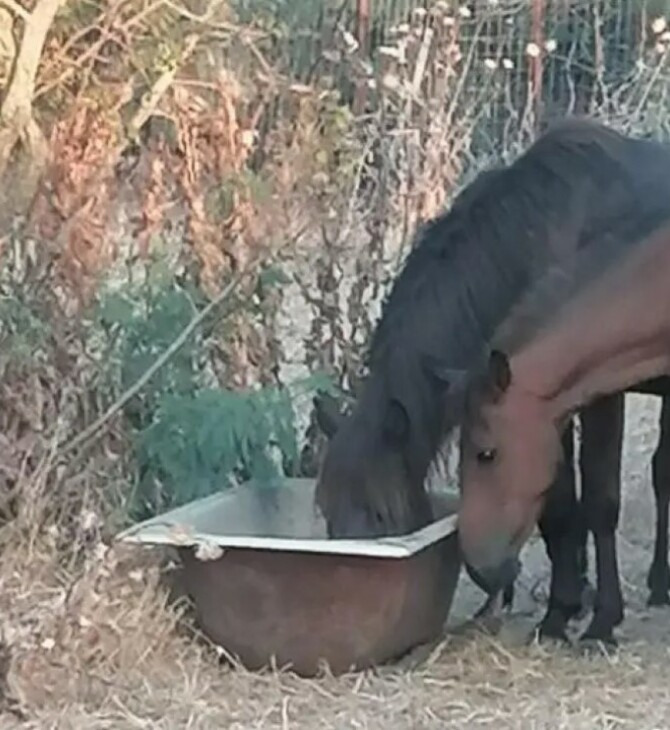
495, 201, 670, 357
365, 118, 670, 466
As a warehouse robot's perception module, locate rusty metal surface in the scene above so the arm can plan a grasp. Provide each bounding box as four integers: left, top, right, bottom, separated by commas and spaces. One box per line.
117, 478, 462, 676
178, 533, 460, 676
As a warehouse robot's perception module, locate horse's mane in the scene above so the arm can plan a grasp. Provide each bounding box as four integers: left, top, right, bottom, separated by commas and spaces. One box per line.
369, 119, 648, 367
317, 117, 670, 535
338, 116, 670, 475
494, 165, 670, 355
369, 118, 658, 371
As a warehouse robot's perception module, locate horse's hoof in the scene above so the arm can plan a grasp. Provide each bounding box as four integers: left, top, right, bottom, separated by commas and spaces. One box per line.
459, 599, 505, 637
474, 598, 495, 620
474, 614, 504, 636
577, 635, 619, 656
646, 566, 670, 594
579, 617, 619, 650
533, 606, 572, 646
533, 621, 570, 647
474, 591, 505, 621
647, 590, 670, 607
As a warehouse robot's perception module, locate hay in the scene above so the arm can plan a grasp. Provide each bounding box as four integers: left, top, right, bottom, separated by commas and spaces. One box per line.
1, 530, 670, 730
0, 394, 667, 729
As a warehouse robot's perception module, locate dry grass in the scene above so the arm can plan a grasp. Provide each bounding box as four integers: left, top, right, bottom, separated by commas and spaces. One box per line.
0, 525, 669, 730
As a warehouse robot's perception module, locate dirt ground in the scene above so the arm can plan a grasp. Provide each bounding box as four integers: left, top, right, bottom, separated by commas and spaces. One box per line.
3, 393, 670, 729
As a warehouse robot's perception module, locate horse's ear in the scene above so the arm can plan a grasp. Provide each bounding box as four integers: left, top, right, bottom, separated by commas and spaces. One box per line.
313, 392, 345, 438
486, 350, 512, 394
383, 398, 409, 445
347, 373, 364, 400
422, 354, 469, 393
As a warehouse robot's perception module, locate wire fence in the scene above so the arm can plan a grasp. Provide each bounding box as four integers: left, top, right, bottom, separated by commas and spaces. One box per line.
234, 0, 670, 143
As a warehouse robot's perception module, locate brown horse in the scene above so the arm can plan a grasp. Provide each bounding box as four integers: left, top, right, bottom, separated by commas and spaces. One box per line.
314, 118, 670, 645
457, 207, 670, 644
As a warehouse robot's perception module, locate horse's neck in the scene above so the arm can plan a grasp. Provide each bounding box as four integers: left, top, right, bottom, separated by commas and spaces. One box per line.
515, 225, 670, 419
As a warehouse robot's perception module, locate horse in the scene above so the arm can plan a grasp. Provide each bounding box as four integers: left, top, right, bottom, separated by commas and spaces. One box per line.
313, 117, 670, 645
456, 200, 670, 645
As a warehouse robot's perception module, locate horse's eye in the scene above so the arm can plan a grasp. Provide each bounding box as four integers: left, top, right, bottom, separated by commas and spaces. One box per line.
476, 448, 497, 464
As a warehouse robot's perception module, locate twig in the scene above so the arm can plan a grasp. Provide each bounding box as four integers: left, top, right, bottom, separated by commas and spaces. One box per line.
161, 0, 224, 24
58, 257, 263, 458
126, 32, 200, 141
34, 0, 196, 101
633, 47, 670, 120
410, 26, 433, 99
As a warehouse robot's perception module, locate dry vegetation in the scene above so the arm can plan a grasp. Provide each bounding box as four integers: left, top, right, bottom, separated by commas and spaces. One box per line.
1, 0, 670, 726
4, 514, 670, 729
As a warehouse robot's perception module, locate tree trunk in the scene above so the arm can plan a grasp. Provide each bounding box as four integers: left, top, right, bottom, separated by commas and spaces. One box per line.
0, 0, 64, 231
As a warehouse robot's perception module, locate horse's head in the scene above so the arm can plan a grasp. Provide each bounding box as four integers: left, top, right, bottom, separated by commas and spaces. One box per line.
458, 350, 562, 592
312, 389, 429, 538
313, 359, 467, 538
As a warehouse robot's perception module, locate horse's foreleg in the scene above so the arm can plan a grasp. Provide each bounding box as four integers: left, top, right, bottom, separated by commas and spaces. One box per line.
579, 393, 625, 646
473, 581, 514, 619
503, 581, 514, 608
536, 419, 585, 643
648, 396, 670, 606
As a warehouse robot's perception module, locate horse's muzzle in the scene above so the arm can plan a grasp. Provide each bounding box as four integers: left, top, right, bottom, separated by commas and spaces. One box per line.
466, 557, 521, 595
325, 506, 386, 539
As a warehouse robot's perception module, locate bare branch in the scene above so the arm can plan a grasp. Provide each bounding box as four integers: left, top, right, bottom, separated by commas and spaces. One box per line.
49, 0, 223, 244
59, 255, 264, 458
125, 32, 200, 141
1, 0, 64, 125
0, 0, 29, 22
0, 0, 64, 200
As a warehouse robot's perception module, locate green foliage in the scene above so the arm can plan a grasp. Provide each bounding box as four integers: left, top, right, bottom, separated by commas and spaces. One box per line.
258, 264, 291, 290
315, 92, 357, 187
130, 372, 336, 518
95, 262, 338, 520
96, 263, 203, 427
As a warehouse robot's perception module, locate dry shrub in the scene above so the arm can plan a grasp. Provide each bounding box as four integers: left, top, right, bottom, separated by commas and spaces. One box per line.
1, 536, 183, 712
29, 99, 124, 307
171, 72, 257, 292
0, 451, 188, 717
133, 140, 169, 258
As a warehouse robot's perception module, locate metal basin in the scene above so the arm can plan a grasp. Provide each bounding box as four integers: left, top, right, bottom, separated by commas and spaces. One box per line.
116, 478, 461, 676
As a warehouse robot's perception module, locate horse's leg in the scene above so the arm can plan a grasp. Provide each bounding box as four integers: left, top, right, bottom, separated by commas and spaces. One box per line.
647, 395, 670, 606
574, 484, 595, 619
579, 393, 625, 645
536, 419, 585, 642
503, 581, 514, 608
473, 582, 514, 622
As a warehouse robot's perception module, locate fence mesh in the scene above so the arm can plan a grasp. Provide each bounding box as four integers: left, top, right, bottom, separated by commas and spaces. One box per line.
233, 0, 670, 150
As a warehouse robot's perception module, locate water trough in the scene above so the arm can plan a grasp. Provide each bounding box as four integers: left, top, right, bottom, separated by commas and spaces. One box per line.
116, 477, 462, 676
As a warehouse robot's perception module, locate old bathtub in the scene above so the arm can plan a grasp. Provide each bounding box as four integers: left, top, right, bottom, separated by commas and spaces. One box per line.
116, 477, 461, 676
